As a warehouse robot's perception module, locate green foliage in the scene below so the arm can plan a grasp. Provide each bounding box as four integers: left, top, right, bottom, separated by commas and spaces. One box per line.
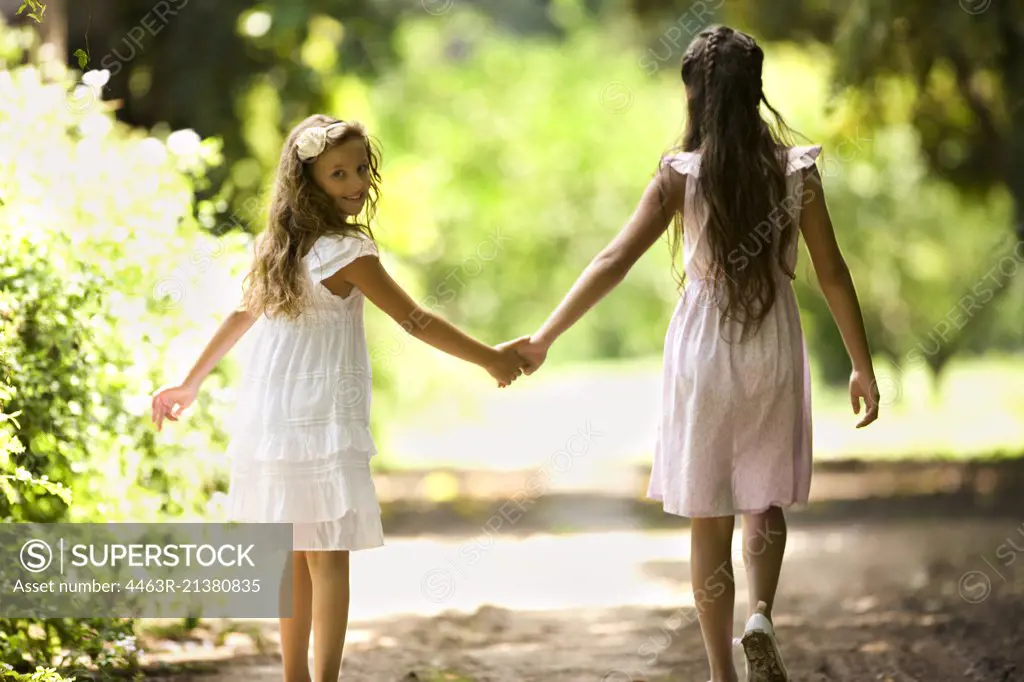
794, 121, 1018, 380
824, 1, 1024, 195
0, 52, 239, 523
15, 2, 45, 24
0, 26, 236, 671
339, 13, 1022, 395
45, 3, 1021, 403
366, 11, 680, 363
2, 666, 76, 682
0, 622, 138, 674
0, 141, 131, 675
622, 0, 1024, 379
62, 0, 409, 222
0, 234, 121, 521
632, 0, 1024, 204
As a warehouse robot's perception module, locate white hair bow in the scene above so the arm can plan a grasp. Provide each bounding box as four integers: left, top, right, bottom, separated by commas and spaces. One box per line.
295, 121, 347, 162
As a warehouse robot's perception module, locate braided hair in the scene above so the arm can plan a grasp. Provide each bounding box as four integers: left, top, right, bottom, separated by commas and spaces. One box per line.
670, 25, 802, 343
701, 26, 724, 137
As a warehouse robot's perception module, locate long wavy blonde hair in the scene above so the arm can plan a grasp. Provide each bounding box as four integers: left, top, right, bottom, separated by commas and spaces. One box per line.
240, 114, 382, 319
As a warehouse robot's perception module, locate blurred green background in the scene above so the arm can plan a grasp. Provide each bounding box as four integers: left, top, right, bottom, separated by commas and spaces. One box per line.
1, 0, 1022, 674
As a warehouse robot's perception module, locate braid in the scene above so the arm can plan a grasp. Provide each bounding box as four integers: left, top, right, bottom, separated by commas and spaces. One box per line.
744, 40, 764, 102
702, 28, 723, 135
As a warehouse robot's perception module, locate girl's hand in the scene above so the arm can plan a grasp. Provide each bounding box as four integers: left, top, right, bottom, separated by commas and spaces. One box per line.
487, 344, 528, 388
849, 369, 880, 428
151, 382, 198, 431
513, 335, 550, 376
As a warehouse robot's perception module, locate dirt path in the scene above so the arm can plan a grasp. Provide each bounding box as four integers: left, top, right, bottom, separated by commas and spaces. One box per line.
159, 513, 1024, 682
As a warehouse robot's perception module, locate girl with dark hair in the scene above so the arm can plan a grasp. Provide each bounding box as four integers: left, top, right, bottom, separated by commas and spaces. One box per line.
511, 25, 880, 682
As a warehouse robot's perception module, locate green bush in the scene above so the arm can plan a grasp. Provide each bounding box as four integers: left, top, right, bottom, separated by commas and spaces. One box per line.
1, 658, 142, 682
0, 234, 117, 522
0, 21, 237, 670
0, 622, 138, 675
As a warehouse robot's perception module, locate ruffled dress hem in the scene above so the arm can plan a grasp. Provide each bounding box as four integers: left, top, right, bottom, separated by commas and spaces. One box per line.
645, 490, 810, 519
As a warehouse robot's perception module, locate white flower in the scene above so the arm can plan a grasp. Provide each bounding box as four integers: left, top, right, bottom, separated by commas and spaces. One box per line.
296, 126, 328, 161
167, 128, 202, 157
139, 137, 167, 166
82, 69, 110, 88
295, 121, 348, 162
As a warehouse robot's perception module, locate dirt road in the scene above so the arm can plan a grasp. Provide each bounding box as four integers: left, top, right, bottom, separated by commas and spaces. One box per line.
162, 506, 1024, 682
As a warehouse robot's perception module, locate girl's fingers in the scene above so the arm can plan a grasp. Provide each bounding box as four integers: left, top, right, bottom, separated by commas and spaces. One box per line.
152, 393, 166, 422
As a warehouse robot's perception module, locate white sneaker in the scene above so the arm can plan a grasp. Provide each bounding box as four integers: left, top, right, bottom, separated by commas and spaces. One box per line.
739, 601, 790, 682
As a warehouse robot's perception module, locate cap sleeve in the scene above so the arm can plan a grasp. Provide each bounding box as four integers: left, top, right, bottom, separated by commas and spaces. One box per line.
661, 151, 701, 177
662, 146, 821, 177
786, 145, 822, 175
306, 233, 379, 282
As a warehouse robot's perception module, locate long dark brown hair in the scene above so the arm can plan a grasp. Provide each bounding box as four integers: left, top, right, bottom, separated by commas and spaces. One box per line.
241, 114, 383, 319
670, 25, 801, 341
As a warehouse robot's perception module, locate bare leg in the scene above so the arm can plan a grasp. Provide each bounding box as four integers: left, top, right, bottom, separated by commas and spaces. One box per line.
741, 506, 787, 622
305, 550, 351, 682
280, 551, 313, 682
690, 515, 739, 682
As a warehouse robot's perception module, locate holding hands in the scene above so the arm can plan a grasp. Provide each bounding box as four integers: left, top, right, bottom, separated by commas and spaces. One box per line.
486, 334, 551, 388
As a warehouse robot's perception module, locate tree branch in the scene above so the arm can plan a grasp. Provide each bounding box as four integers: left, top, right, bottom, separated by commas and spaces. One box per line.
946, 45, 1005, 176
929, 256, 1017, 376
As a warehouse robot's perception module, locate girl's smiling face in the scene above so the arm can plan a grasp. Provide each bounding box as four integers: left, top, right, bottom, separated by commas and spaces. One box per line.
310, 136, 371, 215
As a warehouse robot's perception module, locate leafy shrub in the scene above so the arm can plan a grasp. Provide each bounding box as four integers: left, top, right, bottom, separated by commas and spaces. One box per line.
0, 19, 240, 671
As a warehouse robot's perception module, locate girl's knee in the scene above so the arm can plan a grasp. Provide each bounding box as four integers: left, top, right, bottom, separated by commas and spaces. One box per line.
691, 515, 735, 534
743, 505, 786, 524
304, 550, 349, 573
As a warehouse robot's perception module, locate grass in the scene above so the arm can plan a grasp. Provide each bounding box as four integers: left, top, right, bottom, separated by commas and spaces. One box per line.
378, 353, 1024, 470
808, 354, 1024, 459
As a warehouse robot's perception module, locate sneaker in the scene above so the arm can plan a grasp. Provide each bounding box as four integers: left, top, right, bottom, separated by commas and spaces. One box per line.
739, 601, 789, 682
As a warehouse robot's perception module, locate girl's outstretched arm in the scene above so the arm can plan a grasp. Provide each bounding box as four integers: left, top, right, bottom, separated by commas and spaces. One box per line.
333, 256, 526, 387
520, 166, 685, 368
798, 166, 879, 427
151, 306, 257, 430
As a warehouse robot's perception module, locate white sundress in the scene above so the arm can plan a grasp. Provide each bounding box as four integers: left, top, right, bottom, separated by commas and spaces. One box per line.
646, 145, 821, 518
224, 231, 384, 551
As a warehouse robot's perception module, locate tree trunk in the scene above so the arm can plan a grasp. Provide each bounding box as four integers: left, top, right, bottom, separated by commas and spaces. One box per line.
40, 0, 66, 56
1002, 14, 1024, 244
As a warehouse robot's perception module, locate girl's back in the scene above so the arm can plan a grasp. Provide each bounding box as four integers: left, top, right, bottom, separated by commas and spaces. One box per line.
637, 27, 834, 520
648, 144, 819, 519
664, 145, 821, 293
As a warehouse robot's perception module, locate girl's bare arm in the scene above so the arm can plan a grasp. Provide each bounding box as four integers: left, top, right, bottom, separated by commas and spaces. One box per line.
797, 167, 874, 373
179, 307, 258, 389
327, 256, 524, 384
533, 166, 684, 347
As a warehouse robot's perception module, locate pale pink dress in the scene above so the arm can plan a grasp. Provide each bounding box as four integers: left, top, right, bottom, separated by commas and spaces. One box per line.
646, 145, 821, 518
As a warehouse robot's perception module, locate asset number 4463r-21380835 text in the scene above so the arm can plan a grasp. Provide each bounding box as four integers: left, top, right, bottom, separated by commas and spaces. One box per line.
124, 578, 261, 593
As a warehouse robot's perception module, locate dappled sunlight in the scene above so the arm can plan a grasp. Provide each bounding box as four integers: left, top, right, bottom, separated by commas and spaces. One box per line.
388, 356, 1024, 476
341, 526, 868, 623
3, 1, 1023, 679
